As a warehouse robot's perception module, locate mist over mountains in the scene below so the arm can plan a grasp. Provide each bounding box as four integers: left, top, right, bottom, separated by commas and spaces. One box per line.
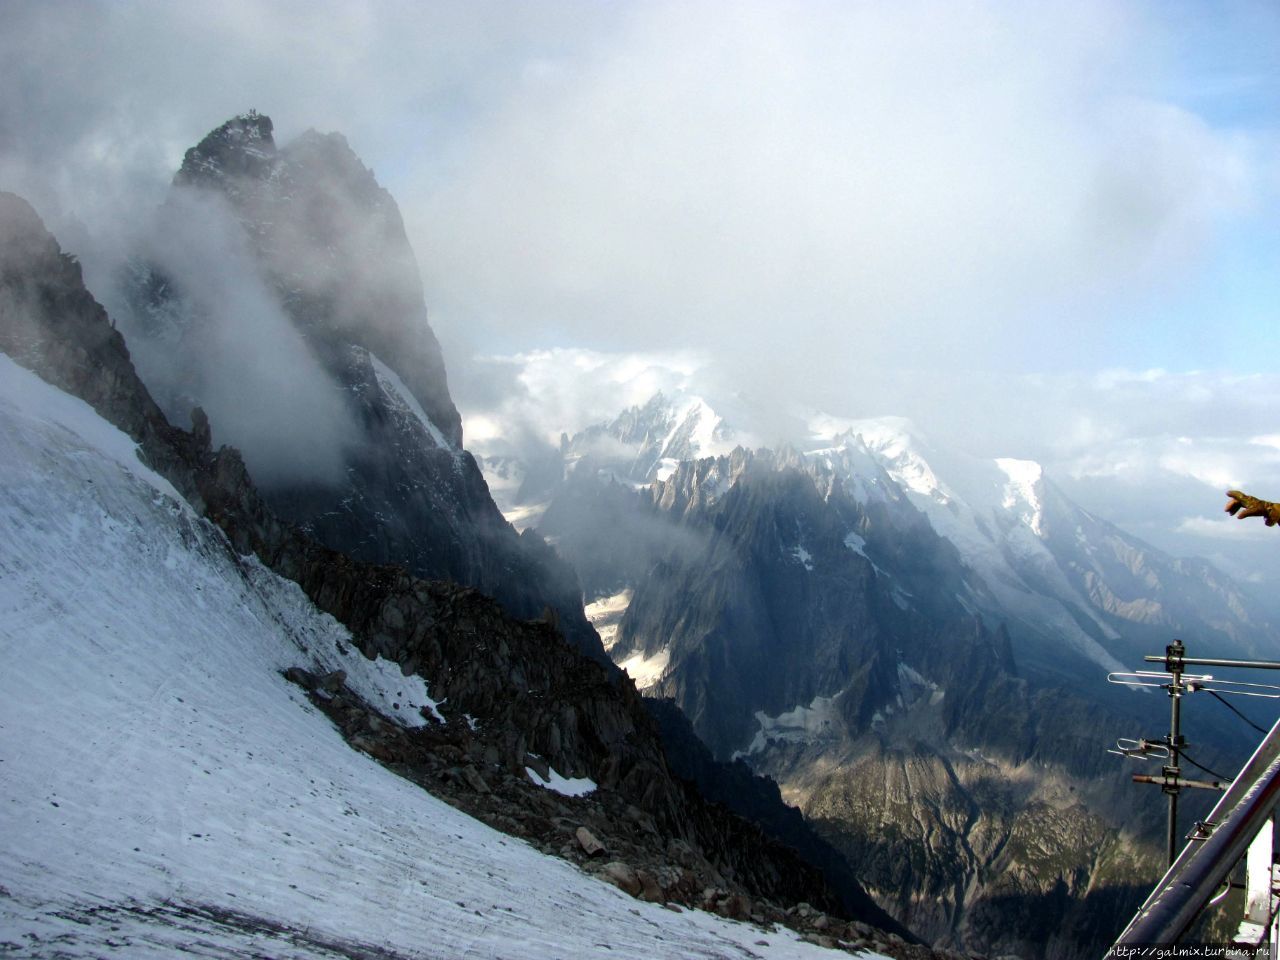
2, 69, 1277, 958
5, 4, 1280, 959
0, 140, 914, 955
5, 2, 1277, 596
477, 388, 1280, 955
92, 113, 604, 660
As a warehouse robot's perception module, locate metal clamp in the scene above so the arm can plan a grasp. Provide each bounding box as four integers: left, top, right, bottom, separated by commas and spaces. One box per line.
1108, 737, 1171, 761
1188, 820, 1216, 842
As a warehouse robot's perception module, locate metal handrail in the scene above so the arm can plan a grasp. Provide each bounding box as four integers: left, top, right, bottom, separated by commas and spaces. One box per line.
1109, 712, 1280, 950
1146, 655, 1280, 672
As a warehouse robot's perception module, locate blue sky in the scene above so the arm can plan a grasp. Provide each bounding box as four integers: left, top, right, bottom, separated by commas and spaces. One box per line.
1119, 0, 1279, 374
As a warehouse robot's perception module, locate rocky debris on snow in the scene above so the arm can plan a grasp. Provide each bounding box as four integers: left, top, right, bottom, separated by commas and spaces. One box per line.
575, 827, 606, 857
282, 665, 988, 960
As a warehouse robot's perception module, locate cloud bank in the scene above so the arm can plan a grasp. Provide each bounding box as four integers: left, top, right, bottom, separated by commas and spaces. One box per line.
2, 0, 1278, 579
416, 2, 1259, 398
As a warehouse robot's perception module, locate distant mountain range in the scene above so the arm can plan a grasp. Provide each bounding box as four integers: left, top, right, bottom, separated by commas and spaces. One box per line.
7, 105, 1271, 959
480, 390, 1279, 956
492, 391, 1278, 684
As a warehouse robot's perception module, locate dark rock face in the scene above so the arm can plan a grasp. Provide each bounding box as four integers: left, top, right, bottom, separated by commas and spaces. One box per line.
800, 744, 1163, 960
173, 113, 459, 449
644, 696, 901, 927
0, 191, 922, 946
118, 114, 600, 659
0, 193, 169, 451
550, 447, 1014, 758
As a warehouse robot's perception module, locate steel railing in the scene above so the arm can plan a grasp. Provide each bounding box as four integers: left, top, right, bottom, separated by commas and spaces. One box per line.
1109, 711, 1280, 951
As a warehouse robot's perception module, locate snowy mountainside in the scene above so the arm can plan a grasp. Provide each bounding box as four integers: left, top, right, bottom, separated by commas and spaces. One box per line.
579, 391, 739, 483
523, 393, 1275, 681
3, 189, 918, 944
479, 391, 741, 529
810, 420, 1128, 673
0, 356, 876, 960
818, 416, 1277, 671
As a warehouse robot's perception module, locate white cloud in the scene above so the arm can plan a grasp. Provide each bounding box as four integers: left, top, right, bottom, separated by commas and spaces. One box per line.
457, 347, 709, 459
2, 1, 1277, 579
2, 2, 1269, 414
414, 1, 1258, 400
1177, 516, 1278, 541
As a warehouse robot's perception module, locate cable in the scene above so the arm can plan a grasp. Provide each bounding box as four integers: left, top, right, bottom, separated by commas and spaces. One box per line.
1178, 749, 1232, 784
1207, 689, 1268, 735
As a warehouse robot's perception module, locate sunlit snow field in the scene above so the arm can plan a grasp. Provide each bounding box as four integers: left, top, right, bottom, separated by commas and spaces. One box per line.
0, 356, 873, 958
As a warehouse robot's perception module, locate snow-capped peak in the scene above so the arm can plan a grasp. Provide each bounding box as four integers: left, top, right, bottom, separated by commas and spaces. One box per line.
799, 411, 1126, 672
995, 457, 1045, 537
821, 417, 950, 504
651, 394, 736, 481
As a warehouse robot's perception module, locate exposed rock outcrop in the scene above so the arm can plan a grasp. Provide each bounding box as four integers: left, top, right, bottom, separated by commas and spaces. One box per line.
536, 436, 1213, 958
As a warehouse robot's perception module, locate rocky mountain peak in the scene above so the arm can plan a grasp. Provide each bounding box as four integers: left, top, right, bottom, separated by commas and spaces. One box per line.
175, 111, 277, 188
0, 192, 173, 455
2, 191, 921, 946
114, 115, 607, 657
0, 192, 60, 277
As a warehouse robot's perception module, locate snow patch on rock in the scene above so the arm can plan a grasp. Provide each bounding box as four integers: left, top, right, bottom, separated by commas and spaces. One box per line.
525, 765, 598, 798
739, 696, 842, 757
585, 588, 633, 652
617, 645, 670, 690
369, 349, 458, 457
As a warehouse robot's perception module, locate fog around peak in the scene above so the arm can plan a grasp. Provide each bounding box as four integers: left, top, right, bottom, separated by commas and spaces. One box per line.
114, 187, 363, 486
2, 0, 1278, 579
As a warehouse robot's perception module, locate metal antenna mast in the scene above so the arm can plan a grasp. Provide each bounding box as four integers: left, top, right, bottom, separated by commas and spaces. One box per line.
1165, 639, 1187, 866
1107, 639, 1280, 953
1109, 639, 1280, 864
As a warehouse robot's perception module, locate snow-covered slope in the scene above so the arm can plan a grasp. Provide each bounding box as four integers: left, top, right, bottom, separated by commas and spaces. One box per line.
0, 356, 868, 959
812, 418, 1127, 672
813, 415, 1275, 670
560, 392, 740, 490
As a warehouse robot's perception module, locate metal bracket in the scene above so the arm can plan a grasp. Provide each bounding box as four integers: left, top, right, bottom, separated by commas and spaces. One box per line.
1189, 820, 1216, 842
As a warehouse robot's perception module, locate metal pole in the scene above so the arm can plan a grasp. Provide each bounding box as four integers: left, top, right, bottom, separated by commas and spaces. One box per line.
1132, 774, 1226, 792
1164, 639, 1185, 867
1110, 711, 1280, 950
